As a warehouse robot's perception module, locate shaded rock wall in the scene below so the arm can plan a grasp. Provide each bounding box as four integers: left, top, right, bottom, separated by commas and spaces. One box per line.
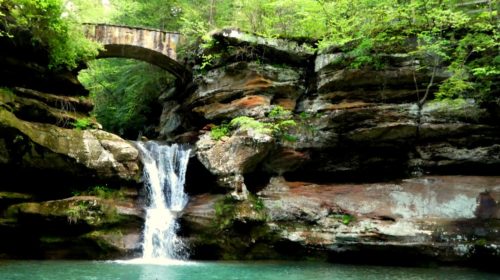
0, 24, 143, 259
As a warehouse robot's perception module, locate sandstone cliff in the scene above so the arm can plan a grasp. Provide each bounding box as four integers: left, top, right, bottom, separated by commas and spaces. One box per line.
0, 24, 499, 267
160, 30, 500, 267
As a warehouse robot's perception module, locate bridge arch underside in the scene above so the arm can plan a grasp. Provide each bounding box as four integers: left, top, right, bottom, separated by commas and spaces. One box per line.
97, 44, 189, 82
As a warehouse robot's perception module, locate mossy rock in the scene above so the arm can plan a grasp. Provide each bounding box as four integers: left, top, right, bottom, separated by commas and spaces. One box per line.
0, 192, 32, 200
0, 108, 140, 183
7, 196, 141, 228
82, 228, 141, 256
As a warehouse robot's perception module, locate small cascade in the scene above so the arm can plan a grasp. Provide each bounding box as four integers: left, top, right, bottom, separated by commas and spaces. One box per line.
135, 141, 191, 261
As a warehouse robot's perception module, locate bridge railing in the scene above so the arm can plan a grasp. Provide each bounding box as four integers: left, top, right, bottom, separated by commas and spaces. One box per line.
81, 23, 181, 35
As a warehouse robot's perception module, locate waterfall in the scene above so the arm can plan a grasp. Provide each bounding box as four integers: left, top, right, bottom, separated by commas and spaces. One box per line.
135, 141, 191, 261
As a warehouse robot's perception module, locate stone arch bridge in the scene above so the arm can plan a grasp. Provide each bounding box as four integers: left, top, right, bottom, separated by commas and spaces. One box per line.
83, 23, 190, 83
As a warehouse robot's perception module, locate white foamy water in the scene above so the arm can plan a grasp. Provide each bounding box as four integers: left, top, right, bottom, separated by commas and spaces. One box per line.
134, 142, 191, 262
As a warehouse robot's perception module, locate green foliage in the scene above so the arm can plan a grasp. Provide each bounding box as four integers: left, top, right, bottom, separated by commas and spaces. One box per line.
210, 123, 230, 140
66, 201, 88, 224
71, 185, 125, 201
475, 238, 487, 246
331, 213, 354, 225
250, 195, 265, 211
112, 0, 183, 30
213, 194, 266, 230
271, 119, 297, 141
79, 59, 173, 138
268, 106, 292, 119
229, 116, 273, 135
13, 135, 24, 144
228, 115, 297, 141
210, 106, 298, 142
71, 190, 81, 196
436, 72, 474, 100
200, 53, 221, 71
6, 0, 494, 127
88, 185, 124, 200
4, 0, 100, 69
0, 2, 10, 38
341, 214, 353, 225
348, 39, 375, 69
66, 200, 118, 225
72, 117, 92, 130
214, 195, 238, 229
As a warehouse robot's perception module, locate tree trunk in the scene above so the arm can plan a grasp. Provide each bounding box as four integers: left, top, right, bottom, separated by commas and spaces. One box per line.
209, 0, 216, 28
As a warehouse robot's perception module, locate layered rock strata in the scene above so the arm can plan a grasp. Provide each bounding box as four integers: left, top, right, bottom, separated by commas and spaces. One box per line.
167, 29, 500, 266
0, 25, 143, 259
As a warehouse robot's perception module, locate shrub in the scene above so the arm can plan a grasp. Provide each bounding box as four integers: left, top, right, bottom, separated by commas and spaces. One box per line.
72, 185, 125, 201
72, 117, 92, 130
88, 185, 125, 200
229, 116, 273, 135
210, 112, 298, 142
210, 123, 230, 140
268, 106, 292, 119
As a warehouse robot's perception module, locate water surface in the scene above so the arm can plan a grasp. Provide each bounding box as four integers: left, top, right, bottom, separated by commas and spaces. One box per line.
0, 261, 497, 280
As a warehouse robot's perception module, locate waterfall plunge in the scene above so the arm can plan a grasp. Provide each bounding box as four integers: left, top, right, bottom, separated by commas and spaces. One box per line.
136, 142, 191, 261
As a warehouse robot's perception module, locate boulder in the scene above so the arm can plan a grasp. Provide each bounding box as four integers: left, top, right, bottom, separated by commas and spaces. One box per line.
7, 196, 142, 228
5, 195, 143, 259
317, 67, 449, 92
0, 108, 141, 184
298, 89, 421, 112
196, 132, 274, 176
411, 143, 500, 175
315, 52, 449, 93
420, 99, 491, 124
196, 132, 273, 197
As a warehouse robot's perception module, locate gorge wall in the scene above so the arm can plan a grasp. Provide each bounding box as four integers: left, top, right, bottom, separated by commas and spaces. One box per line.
0, 25, 499, 268
163, 30, 500, 266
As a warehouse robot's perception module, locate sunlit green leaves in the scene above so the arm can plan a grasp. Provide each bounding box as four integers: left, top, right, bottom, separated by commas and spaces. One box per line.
4, 0, 100, 69
79, 59, 174, 138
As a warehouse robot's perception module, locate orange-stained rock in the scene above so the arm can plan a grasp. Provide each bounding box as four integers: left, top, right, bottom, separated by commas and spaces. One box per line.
193, 95, 271, 120
187, 62, 304, 120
